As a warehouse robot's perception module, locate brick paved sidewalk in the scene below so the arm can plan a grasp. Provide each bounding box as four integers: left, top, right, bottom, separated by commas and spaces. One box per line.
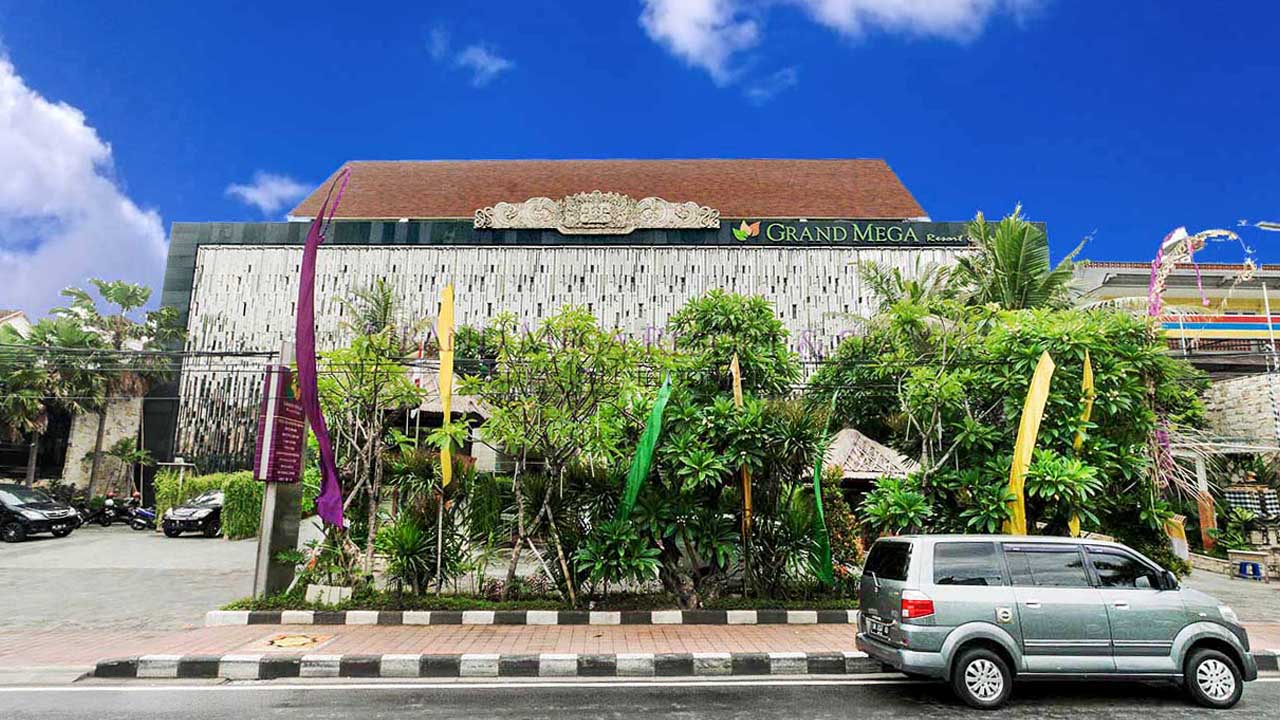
6, 622, 1278, 679
0, 624, 857, 670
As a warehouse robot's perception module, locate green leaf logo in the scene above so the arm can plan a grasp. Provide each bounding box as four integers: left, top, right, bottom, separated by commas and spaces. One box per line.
733, 220, 760, 242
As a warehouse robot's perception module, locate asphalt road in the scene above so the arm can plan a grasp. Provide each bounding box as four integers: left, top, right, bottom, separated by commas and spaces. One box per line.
4, 677, 1279, 719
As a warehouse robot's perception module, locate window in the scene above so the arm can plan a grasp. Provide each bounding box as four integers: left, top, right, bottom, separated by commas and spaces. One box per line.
1004, 546, 1091, 588
1088, 549, 1162, 589
864, 541, 912, 582
934, 542, 1004, 586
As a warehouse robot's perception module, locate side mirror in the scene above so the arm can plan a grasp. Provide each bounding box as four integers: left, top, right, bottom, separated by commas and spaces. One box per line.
1161, 570, 1179, 591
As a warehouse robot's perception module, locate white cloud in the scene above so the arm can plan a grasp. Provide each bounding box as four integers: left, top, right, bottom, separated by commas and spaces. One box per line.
0, 56, 166, 317
639, 0, 760, 84
639, 0, 1041, 97
796, 0, 1040, 38
744, 66, 799, 104
427, 26, 450, 61
454, 45, 515, 87
225, 172, 311, 216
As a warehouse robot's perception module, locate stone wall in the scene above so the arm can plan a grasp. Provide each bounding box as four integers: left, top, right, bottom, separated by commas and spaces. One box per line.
1203, 373, 1280, 442
61, 399, 143, 490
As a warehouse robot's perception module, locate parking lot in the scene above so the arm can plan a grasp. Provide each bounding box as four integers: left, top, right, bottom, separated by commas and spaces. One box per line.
0, 520, 321, 631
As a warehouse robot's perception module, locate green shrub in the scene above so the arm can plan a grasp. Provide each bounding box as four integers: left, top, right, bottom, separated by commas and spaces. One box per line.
155, 468, 318, 539
154, 469, 223, 519
220, 472, 262, 539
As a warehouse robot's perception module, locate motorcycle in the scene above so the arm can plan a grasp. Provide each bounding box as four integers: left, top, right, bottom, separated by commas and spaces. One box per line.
77, 494, 134, 527
130, 506, 157, 531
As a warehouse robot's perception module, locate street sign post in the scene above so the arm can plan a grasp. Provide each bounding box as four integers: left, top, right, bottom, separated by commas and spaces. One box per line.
252, 342, 305, 598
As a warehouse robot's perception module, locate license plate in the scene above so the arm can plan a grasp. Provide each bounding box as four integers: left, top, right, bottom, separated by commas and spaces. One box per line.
868, 617, 892, 641
52, 524, 67, 531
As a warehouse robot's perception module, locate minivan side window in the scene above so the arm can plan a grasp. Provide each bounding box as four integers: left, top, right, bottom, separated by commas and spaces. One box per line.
864, 541, 911, 582
934, 542, 1004, 586
1087, 548, 1162, 589
1004, 546, 1092, 588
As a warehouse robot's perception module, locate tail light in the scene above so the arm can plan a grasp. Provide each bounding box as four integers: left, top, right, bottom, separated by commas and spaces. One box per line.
900, 590, 934, 620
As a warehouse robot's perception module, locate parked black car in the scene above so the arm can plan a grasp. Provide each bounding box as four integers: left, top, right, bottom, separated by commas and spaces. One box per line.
162, 489, 223, 538
0, 483, 79, 542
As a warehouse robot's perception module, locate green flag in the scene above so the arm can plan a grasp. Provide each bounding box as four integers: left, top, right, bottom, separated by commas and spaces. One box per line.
812, 442, 835, 586
617, 375, 673, 523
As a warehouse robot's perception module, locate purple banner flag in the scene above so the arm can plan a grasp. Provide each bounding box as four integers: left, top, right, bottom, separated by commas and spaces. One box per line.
296, 169, 350, 527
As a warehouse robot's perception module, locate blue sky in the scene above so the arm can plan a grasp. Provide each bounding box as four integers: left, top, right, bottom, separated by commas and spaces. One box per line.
0, 0, 1277, 314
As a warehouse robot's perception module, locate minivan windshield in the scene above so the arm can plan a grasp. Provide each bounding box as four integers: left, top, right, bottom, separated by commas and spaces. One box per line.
864, 541, 911, 582
0, 486, 53, 506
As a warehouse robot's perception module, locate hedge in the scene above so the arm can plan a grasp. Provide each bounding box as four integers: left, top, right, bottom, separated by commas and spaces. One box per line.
154, 469, 320, 540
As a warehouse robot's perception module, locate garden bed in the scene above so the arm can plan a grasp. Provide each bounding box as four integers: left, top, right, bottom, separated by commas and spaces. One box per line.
222, 589, 857, 614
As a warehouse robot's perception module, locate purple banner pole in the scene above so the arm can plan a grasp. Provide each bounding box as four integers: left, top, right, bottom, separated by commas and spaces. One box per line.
296, 169, 350, 527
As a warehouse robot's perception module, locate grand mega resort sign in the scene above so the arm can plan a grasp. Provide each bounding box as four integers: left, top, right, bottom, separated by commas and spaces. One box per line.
729, 219, 971, 247
473, 192, 974, 247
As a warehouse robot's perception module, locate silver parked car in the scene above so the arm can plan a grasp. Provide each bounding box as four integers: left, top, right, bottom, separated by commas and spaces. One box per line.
857, 535, 1257, 710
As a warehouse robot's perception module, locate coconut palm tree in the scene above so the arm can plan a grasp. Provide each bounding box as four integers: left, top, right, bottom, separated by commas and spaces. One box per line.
857, 259, 957, 307
953, 205, 1085, 310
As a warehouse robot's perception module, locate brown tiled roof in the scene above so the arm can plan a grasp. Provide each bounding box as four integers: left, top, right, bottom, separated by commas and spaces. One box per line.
290, 159, 926, 220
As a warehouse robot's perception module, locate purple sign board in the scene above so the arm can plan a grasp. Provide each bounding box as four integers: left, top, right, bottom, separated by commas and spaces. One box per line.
253, 365, 305, 483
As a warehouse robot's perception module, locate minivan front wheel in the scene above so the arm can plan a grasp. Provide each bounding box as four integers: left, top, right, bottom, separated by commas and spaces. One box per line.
951, 648, 1012, 710
1186, 648, 1242, 709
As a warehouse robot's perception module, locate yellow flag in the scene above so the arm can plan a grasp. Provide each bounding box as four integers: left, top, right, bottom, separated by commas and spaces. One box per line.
730, 354, 752, 533
1005, 351, 1055, 535
438, 284, 455, 487
1069, 351, 1095, 537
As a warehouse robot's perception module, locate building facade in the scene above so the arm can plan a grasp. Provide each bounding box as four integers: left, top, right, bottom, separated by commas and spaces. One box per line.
160, 159, 980, 466
1079, 261, 1280, 376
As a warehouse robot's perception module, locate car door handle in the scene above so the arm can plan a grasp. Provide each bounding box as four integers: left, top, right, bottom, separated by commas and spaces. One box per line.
1024, 600, 1041, 609
1113, 602, 1129, 609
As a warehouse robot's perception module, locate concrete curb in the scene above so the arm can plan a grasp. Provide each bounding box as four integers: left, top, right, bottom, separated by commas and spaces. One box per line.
93, 651, 881, 680
205, 608, 857, 627
92, 649, 1280, 681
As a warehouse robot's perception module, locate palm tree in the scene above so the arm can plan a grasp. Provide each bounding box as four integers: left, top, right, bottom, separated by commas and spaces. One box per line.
953, 205, 1084, 310
53, 280, 182, 496
4, 319, 107, 486
857, 259, 956, 307
0, 339, 50, 487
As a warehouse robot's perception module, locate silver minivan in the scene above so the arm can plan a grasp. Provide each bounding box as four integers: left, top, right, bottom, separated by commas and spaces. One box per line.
857, 535, 1257, 710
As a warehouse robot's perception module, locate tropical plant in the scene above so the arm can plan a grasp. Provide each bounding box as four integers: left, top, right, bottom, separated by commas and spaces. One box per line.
52, 279, 183, 495
1208, 507, 1257, 552
375, 515, 438, 594
857, 259, 956, 307
575, 519, 661, 594
667, 289, 800, 397
859, 476, 933, 535
315, 328, 423, 571
463, 307, 644, 602
102, 437, 154, 495
0, 343, 51, 487
953, 205, 1084, 310
811, 296, 1205, 561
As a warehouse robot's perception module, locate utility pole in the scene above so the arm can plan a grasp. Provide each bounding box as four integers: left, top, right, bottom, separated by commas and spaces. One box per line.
253, 341, 305, 598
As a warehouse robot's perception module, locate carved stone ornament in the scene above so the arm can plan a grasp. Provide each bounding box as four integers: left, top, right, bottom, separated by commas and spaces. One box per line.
474, 191, 720, 235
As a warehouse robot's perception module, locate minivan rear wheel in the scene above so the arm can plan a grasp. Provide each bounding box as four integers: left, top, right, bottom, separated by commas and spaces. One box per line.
1185, 648, 1242, 709
951, 647, 1012, 710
